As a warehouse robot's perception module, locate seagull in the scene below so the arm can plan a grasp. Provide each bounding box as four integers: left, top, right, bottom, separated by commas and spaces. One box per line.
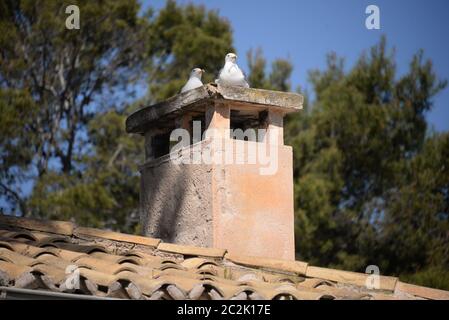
215, 53, 249, 88
181, 68, 205, 93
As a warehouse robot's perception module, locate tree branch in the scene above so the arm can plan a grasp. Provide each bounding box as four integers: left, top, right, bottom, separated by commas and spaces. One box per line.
0, 182, 28, 216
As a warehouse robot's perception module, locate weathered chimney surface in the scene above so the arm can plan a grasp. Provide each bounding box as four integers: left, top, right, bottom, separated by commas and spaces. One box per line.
126, 84, 303, 260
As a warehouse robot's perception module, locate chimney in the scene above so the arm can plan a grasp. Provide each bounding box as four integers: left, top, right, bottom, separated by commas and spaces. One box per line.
126, 84, 303, 260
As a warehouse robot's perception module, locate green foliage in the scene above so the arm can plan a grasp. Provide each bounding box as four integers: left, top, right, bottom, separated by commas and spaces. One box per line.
0, 0, 145, 174
401, 267, 449, 291
282, 37, 448, 288
146, 0, 234, 102
380, 132, 449, 273
247, 48, 267, 89
247, 47, 292, 91
28, 107, 143, 232
0, 0, 146, 231
0, 88, 38, 214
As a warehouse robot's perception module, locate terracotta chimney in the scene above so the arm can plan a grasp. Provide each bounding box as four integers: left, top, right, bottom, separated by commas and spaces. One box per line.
126, 84, 303, 260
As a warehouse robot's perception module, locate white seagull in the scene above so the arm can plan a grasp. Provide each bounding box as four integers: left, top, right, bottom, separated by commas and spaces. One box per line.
215, 53, 249, 88
181, 68, 205, 93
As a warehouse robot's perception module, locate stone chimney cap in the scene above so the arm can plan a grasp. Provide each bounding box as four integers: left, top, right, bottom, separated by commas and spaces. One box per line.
126, 83, 303, 134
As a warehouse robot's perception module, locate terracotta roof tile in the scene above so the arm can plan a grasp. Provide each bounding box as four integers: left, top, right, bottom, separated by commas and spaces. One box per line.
35, 253, 72, 270
224, 253, 308, 276
53, 242, 109, 254
305, 266, 398, 291
395, 281, 449, 300
48, 248, 88, 262
0, 230, 38, 242
0, 260, 32, 280
75, 226, 160, 247
157, 242, 226, 258
314, 284, 373, 300
0, 215, 74, 235
0, 241, 15, 251
0, 248, 38, 266
88, 251, 142, 266
78, 267, 119, 288
298, 278, 335, 288
32, 263, 68, 285
9, 242, 50, 258
0, 214, 447, 300
181, 257, 219, 269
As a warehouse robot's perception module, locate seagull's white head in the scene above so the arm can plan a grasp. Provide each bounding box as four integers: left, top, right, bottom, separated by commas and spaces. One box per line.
225, 53, 237, 63
190, 68, 205, 79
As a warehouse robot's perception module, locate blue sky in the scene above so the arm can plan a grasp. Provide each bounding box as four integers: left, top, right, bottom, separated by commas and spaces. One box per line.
146, 0, 449, 132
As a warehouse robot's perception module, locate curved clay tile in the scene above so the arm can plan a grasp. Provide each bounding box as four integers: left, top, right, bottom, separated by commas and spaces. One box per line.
9, 231, 37, 242
207, 287, 225, 300
0, 248, 37, 266
35, 253, 71, 270
3, 241, 29, 254
74, 256, 123, 273
166, 284, 188, 300
76, 267, 119, 292
195, 268, 219, 277
35, 236, 71, 247
317, 294, 337, 300
315, 284, 370, 300
114, 271, 155, 296
298, 278, 336, 288
115, 262, 154, 277
230, 291, 248, 300
181, 257, 219, 269
31, 264, 67, 286
54, 243, 109, 254
88, 251, 144, 268
201, 280, 243, 300
198, 275, 217, 282
117, 279, 142, 299
112, 265, 140, 276
188, 283, 205, 299
28, 231, 69, 242
2, 215, 448, 300
50, 247, 87, 262
158, 263, 186, 272
236, 272, 264, 283
0, 241, 13, 251
0, 260, 32, 281
140, 256, 179, 269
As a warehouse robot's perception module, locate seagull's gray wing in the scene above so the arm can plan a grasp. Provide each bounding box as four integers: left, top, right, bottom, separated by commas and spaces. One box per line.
181, 77, 203, 93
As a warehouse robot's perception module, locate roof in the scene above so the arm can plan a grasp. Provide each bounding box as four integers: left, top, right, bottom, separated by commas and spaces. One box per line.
1, 214, 448, 300
126, 84, 304, 134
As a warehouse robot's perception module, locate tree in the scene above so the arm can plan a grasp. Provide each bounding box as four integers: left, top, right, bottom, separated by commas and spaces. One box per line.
284, 37, 448, 288
247, 47, 293, 92
380, 132, 449, 277
28, 105, 143, 232
0, 88, 37, 214
247, 48, 267, 89
0, 0, 146, 216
